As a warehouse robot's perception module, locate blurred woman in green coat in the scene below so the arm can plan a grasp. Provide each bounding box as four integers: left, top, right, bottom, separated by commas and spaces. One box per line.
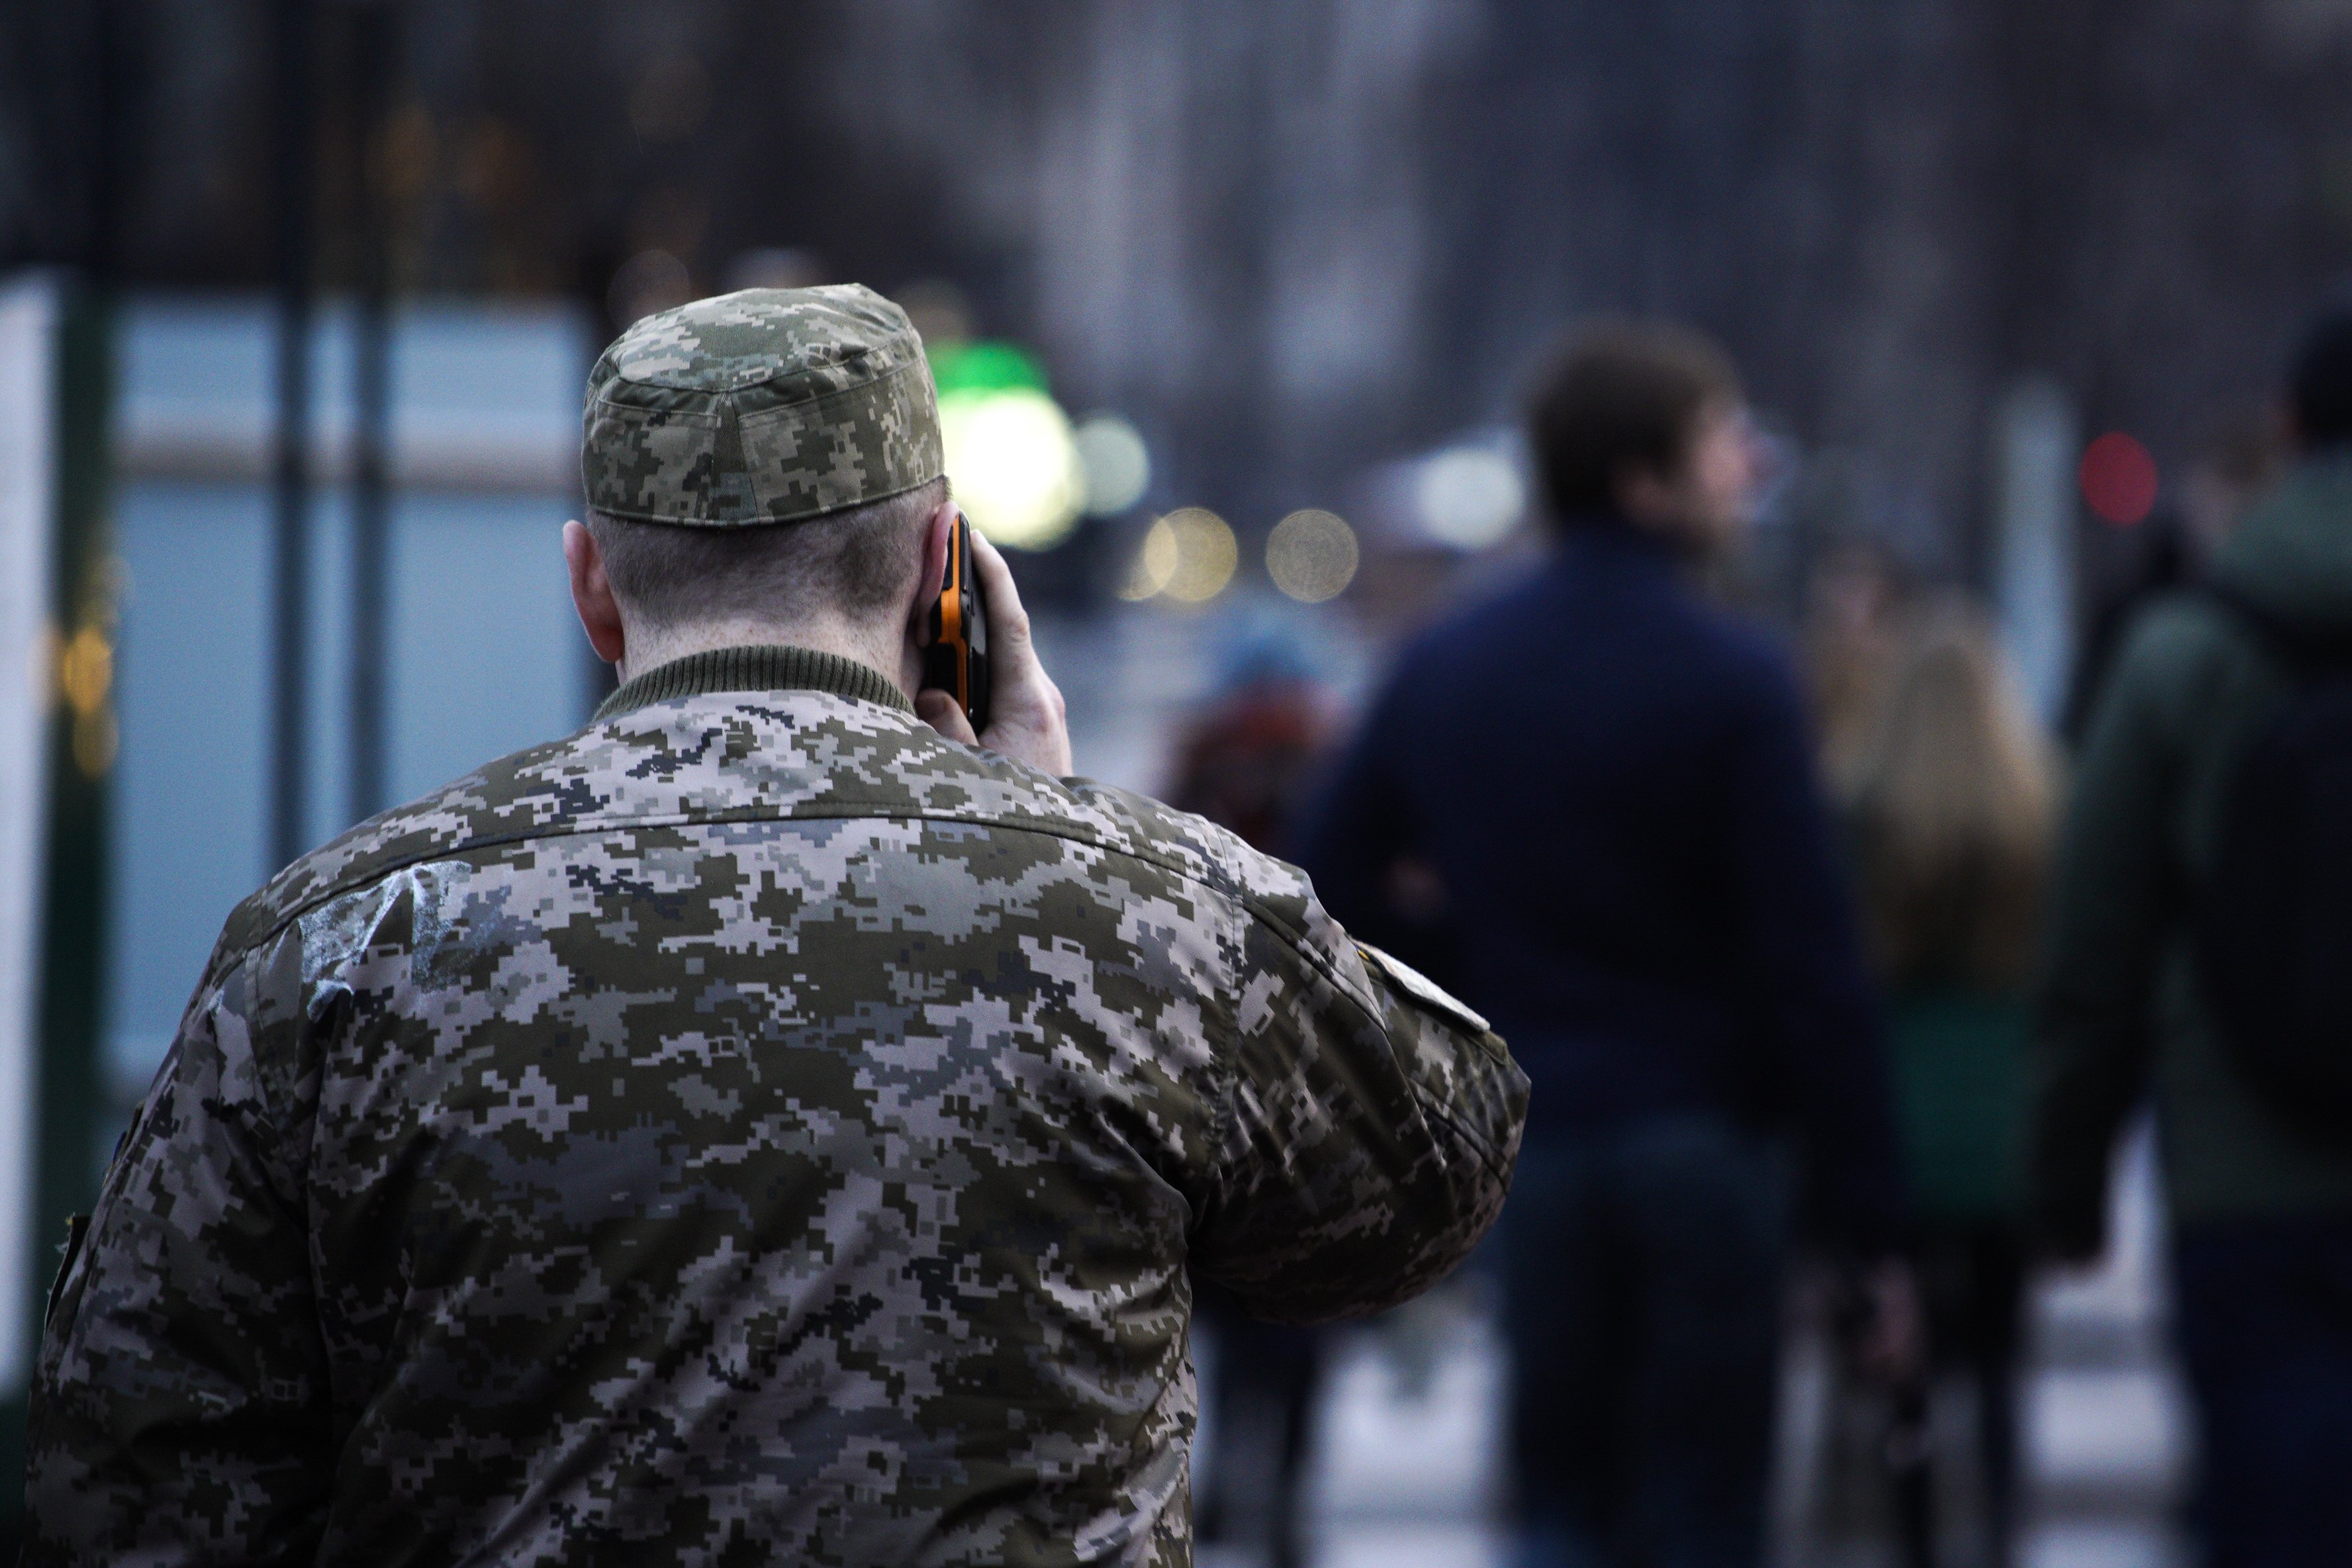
1844, 606, 2059, 1565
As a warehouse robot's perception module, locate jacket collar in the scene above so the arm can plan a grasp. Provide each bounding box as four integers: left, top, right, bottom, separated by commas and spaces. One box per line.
595, 644, 915, 721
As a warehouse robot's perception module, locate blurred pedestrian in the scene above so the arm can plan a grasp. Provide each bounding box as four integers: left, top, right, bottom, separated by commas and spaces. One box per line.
2036, 304, 2352, 1568
1805, 541, 1909, 796
2178, 416, 2280, 569
1169, 637, 1330, 856
23, 288, 1528, 1565
1302, 320, 1908, 1568
1847, 606, 2059, 1567
2062, 417, 2280, 741
1168, 637, 1335, 1568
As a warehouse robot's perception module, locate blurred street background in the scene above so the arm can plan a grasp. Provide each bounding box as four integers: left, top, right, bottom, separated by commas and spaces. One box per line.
9, 2, 2352, 1562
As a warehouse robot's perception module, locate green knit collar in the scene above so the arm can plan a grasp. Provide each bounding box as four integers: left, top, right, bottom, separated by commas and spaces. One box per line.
594, 644, 915, 722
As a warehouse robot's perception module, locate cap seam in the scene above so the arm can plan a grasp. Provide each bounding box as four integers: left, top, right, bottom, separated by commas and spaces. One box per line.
587, 392, 723, 426
586, 470, 939, 530
592, 351, 922, 414
608, 338, 895, 393
734, 359, 927, 432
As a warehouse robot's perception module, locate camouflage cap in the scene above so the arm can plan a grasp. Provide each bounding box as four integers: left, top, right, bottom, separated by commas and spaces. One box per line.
582, 285, 944, 528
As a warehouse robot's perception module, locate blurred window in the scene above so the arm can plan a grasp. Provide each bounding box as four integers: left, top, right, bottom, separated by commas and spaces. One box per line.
105, 299, 593, 1100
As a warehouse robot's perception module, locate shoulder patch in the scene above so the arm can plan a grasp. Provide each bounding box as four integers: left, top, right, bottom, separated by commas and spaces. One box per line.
1357, 943, 1489, 1035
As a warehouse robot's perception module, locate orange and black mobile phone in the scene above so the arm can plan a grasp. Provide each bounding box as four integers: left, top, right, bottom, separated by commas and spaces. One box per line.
923, 510, 991, 733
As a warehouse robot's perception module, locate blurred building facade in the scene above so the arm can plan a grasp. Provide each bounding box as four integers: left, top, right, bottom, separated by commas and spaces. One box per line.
12, 1, 2352, 569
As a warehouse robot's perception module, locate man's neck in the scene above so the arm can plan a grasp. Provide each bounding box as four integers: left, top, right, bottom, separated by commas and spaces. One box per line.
619, 616, 914, 700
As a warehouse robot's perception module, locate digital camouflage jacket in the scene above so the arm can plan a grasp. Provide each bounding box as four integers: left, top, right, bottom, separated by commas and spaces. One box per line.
25, 645, 1526, 1568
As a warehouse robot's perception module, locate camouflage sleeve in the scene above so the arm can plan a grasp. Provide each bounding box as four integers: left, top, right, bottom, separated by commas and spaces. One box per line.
24, 928, 334, 1566
1190, 895, 1529, 1324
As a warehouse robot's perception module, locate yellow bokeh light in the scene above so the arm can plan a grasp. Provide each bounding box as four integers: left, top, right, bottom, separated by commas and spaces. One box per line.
57, 625, 112, 715
1116, 509, 1237, 603
1265, 508, 1359, 602
1160, 508, 1237, 603
1117, 517, 1181, 600
939, 386, 1085, 550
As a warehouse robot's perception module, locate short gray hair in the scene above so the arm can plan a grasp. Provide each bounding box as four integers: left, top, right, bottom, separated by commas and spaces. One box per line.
587, 477, 944, 629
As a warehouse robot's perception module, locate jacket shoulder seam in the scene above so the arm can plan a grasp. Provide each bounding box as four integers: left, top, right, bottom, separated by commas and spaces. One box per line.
1235, 895, 1513, 1185
210, 799, 1247, 984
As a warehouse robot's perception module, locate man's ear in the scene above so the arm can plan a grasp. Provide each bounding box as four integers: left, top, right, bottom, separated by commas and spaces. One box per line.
908, 500, 957, 648
563, 520, 627, 665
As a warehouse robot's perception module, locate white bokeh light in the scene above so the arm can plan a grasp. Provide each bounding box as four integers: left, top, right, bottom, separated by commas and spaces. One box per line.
1415, 447, 1525, 550
939, 386, 1084, 550
1074, 414, 1151, 516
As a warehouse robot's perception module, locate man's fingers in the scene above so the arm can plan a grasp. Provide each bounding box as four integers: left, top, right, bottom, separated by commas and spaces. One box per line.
934, 524, 1071, 774
966, 528, 1033, 655
916, 689, 979, 747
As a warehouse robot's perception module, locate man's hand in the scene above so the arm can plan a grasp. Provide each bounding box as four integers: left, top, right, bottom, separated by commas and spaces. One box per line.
916, 527, 1074, 776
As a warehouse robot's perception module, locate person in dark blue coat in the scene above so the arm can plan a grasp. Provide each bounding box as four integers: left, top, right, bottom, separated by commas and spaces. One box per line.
1301, 321, 1908, 1568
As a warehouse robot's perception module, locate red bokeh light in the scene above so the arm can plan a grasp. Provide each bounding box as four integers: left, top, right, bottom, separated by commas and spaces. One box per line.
2079, 432, 2159, 526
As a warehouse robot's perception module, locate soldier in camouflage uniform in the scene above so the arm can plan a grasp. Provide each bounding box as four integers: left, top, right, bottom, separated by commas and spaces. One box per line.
24, 285, 1526, 1567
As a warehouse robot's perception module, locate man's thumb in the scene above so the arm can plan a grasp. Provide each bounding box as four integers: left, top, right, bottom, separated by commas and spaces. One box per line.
916, 688, 980, 747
